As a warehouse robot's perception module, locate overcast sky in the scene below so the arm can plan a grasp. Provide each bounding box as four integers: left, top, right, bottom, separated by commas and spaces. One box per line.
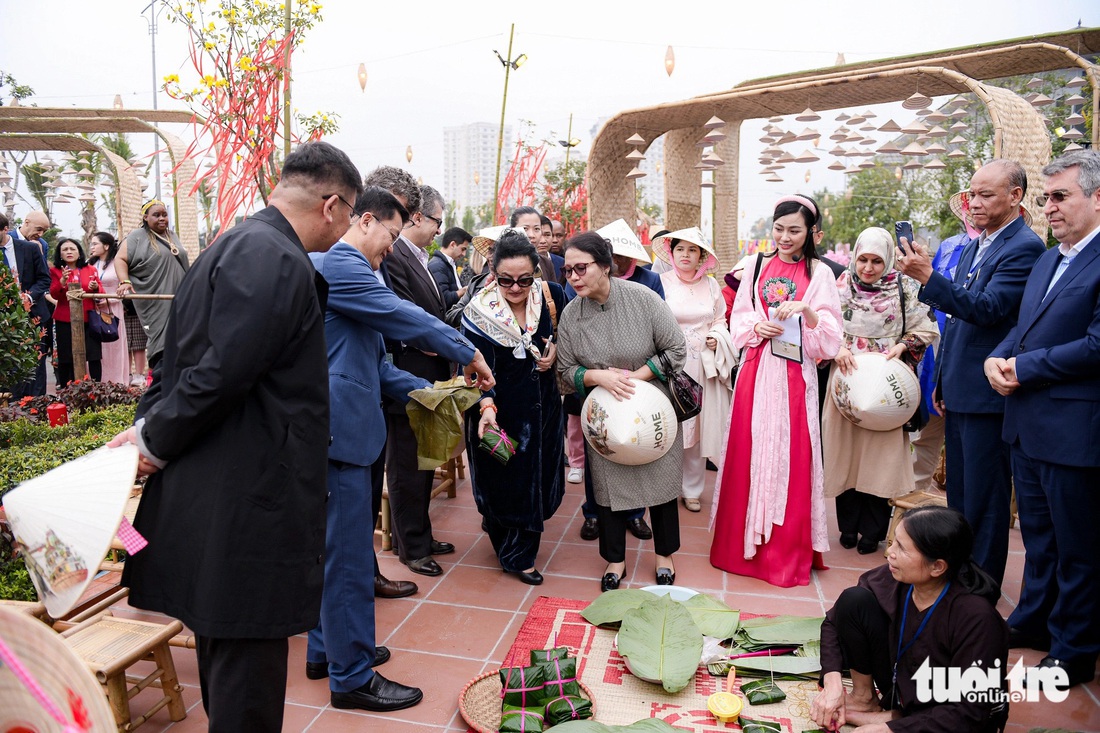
2, 0, 1095, 236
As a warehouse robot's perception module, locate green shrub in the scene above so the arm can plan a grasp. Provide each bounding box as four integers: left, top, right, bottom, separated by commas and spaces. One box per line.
0, 264, 43, 391
0, 402, 137, 600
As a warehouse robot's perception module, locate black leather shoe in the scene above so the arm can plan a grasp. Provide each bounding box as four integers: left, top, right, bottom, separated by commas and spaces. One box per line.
1038, 655, 1096, 689
331, 671, 423, 712
481, 517, 489, 532
580, 517, 599, 541
839, 532, 858, 549
402, 556, 443, 576
655, 567, 675, 586
1008, 627, 1051, 651
306, 646, 391, 679
508, 568, 544, 585
627, 517, 653, 540
856, 538, 879, 555
600, 573, 621, 592
374, 575, 418, 599
430, 540, 455, 555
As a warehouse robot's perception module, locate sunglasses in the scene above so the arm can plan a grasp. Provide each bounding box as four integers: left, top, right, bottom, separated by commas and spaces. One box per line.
497, 275, 535, 289
1035, 190, 1073, 207
561, 261, 596, 278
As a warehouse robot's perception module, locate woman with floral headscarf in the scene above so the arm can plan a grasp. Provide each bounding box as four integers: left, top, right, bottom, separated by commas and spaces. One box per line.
116, 199, 190, 368
822, 227, 939, 555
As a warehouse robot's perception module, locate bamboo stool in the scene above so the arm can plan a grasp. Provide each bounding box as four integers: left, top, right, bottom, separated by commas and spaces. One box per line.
886, 489, 949, 555
0, 599, 48, 618
60, 612, 186, 731
377, 453, 466, 552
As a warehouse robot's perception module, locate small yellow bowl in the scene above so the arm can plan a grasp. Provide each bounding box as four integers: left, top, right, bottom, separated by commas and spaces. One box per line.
707, 691, 743, 723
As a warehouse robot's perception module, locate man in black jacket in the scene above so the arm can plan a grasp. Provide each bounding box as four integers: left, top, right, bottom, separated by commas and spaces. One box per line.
110, 142, 362, 733
427, 226, 470, 308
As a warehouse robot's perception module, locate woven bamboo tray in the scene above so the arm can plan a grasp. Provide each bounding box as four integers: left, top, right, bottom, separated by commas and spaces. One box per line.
459, 669, 596, 733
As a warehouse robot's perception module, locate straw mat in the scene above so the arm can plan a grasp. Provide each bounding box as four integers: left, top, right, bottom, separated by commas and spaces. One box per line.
471, 596, 835, 733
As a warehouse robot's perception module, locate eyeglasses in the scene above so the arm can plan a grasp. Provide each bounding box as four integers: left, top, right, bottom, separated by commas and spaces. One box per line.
496, 275, 535, 289
322, 193, 355, 218
561, 261, 596, 279
370, 217, 402, 245
1035, 190, 1074, 207
421, 212, 443, 228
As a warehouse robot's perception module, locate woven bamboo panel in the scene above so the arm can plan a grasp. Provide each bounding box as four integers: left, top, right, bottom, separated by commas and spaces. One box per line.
713, 127, 740, 270
158, 130, 200, 260
982, 84, 1051, 239
662, 128, 701, 231
101, 149, 144, 239
585, 120, 644, 229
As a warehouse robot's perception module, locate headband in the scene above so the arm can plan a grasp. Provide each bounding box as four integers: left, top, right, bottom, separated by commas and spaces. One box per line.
141, 199, 166, 216
774, 195, 818, 218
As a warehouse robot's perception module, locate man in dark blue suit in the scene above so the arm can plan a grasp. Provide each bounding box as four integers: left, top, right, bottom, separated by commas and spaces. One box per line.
897, 159, 1044, 588
307, 187, 492, 711
7, 210, 53, 396
986, 150, 1100, 689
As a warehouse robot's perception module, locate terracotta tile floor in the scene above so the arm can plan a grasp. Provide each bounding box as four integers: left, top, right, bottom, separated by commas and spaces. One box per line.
82, 460, 1099, 732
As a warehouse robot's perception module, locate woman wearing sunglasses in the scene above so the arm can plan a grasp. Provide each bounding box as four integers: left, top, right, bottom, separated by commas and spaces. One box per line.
462, 229, 566, 585
557, 232, 688, 591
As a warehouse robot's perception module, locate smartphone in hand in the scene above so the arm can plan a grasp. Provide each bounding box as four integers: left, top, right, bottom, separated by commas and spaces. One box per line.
895, 221, 915, 255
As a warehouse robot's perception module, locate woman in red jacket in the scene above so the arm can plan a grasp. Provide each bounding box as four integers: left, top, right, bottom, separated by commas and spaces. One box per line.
49, 237, 102, 385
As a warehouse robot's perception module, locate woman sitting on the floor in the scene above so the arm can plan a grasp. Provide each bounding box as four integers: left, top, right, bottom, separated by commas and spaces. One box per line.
813, 505, 1008, 732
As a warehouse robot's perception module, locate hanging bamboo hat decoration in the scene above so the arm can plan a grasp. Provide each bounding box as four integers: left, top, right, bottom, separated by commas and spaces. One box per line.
795, 108, 820, 122
903, 91, 933, 110
357, 63, 368, 92
900, 141, 929, 156
625, 133, 646, 146
877, 119, 902, 133
664, 45, 675, 76
704, 116, 726, 130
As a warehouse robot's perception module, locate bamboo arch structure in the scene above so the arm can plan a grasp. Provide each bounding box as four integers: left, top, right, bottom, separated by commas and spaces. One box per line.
590, 27, 1100, 270
0, 108, 202, 259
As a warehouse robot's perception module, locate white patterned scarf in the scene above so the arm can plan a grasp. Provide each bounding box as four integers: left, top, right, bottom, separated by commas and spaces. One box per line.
462, 280, 545, 359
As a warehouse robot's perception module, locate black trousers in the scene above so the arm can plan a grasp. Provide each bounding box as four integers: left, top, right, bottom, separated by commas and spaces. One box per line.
196, 635, 288, 733
385, 412, 436, 561
835, 489, 891, 543
597, 497, 680, 563
829, 586, 895, 708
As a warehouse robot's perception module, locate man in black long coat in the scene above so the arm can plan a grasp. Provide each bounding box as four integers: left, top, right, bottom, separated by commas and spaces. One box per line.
110, 142, 362, 732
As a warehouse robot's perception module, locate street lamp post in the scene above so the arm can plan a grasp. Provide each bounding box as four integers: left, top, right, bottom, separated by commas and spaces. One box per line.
558, 113, 580, 166
492, 24, 525, 224
141, 0, 166, 200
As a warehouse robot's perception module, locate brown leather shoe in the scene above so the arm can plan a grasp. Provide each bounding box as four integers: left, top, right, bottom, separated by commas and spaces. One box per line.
374, 574, 417, 599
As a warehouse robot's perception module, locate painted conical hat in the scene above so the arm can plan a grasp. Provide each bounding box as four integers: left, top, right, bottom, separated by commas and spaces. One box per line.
582, 380, 678, 465
831, 352, 920, 432
596, 219, 652, 263
652, 226, 719, 273
2, 445, 139, 617
0, 605, 116, 731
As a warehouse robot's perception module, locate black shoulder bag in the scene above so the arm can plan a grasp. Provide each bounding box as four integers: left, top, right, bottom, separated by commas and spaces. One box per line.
657, 351, 702, 422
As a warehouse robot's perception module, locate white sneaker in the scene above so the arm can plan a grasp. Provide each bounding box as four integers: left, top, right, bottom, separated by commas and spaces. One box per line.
567, 467, 583, 484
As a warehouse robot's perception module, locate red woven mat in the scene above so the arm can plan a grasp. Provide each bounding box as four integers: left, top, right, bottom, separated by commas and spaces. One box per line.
471, 595, 825, 733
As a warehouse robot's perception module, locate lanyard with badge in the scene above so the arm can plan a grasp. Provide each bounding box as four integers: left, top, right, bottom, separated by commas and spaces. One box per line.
893, 581, 951, 707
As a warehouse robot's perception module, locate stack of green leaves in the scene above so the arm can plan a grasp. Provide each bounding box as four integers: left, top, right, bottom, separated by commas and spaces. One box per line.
581, 590, 741, 694
705, 616, 824, 680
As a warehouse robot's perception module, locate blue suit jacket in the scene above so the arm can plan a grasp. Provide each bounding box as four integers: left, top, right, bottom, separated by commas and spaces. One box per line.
919, 216, 1045, 413
311, 242, 476, 466
991, 231, 1100, 467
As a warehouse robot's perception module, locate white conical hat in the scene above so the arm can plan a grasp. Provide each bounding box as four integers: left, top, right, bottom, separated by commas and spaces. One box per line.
471, 225, 512, 257
652, 226, 719, 273
831, 352, 920, 432
2, 445, 139, 617
596, 219, 652, 263
582, 380, 678, 465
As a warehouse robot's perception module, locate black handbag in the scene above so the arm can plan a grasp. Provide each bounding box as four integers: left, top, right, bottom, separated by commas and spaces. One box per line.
657, 352, 702, 422
898, 283, 928, 433
87, 301, 120, 343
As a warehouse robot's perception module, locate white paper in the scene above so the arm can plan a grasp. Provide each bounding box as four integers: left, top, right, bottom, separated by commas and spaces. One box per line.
768, 313, 803, 363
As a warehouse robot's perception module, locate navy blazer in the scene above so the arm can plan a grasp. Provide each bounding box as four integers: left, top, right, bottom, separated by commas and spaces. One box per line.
8, 238, 51, 323
991, 231, 1100, 467
919, 216, 1045, 413
427, 250, 460, 309
311, 242, 476, 466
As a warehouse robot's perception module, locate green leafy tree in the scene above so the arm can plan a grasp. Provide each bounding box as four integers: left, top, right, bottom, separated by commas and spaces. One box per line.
0, 268, 43, 393
538, 159, 587, 233
461, 207, 476, 234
